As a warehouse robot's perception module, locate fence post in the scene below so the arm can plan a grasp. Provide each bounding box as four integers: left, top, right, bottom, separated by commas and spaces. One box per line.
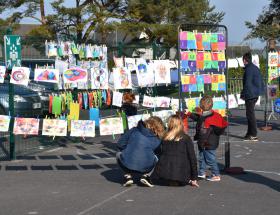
117, 42, 123, 57
225, 141, 230, 168
152, 40, 157, 60
5, 28, 16, 160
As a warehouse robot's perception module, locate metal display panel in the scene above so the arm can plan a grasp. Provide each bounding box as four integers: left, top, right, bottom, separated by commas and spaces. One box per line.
177, 23, 230, 169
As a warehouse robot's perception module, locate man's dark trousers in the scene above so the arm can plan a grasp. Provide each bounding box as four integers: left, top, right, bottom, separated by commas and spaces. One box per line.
245, 98, 258, 137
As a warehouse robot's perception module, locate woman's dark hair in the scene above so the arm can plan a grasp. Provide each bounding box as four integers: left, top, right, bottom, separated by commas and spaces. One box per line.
242, 52, 252, 64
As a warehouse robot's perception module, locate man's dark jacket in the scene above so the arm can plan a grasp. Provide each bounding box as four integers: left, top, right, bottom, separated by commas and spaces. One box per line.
241, 63, 265, 100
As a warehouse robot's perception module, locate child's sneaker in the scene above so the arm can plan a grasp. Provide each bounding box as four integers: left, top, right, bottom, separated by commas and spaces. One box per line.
140, 174, 154, 187
206, 175, 221, 182
123, 174, 133, 187
198, 174, 206, 180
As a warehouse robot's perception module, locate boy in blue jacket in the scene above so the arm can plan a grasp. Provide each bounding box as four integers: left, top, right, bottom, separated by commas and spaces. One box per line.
117, 116, 165, 187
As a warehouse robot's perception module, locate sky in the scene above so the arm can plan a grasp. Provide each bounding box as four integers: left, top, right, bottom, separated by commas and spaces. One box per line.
1, 0, 270, 48
209, 0, 270, 48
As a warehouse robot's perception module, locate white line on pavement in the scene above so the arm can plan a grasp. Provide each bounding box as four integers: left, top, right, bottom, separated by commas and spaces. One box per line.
76, 187, 136, 215
45, 147, 63, 153
245, 169, 280, 176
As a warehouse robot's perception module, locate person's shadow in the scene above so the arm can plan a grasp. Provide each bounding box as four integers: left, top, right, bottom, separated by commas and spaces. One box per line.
229, 171, 280, 192
101, 168, 124, 184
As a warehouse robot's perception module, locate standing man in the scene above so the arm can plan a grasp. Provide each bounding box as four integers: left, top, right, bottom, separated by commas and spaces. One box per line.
241, 52, 264, 141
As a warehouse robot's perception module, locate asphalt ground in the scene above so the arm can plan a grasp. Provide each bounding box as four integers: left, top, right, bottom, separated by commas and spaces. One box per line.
0, 109, 279, 215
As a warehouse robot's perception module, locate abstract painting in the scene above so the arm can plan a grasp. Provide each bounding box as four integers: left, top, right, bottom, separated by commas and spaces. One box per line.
136, 59, 155, 87
70, 120, 95, 137
10, 67, 30, 86
113, 67, 132, 89
99, 117, 124, 136
0, 115, 10, 132
156, 97, 171, 108
127, 114, 150, 129
42, 119, 67, 136
34, 68, 59, 83
63, 67, 88, 83
13, 117, 40, 135
142, 95, 156, 108
154, 60, 171, 84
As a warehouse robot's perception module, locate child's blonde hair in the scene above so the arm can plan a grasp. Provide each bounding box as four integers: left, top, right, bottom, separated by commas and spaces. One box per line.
199, 95, 213, 111
144, 116, 165, 138
163, 115, 185, 141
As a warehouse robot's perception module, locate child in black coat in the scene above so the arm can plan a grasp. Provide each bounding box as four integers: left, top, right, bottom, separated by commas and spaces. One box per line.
154, 115, 199, 187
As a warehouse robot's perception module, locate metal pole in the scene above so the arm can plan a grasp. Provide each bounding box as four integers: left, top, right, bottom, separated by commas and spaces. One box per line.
264, 42, 268, 127
225, 141, 230, 168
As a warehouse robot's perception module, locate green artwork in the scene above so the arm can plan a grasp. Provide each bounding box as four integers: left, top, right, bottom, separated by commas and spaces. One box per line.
210, 33, 218, 43
187, 32, 196, 40
197, 84, 204, 92
188, 52, 196, 61
204, 61, 212, 69
211, 61, 218, 69
211, 83, 219, 91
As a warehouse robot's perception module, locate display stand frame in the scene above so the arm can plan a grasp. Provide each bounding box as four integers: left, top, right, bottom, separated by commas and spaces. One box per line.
177, 23, 239, 172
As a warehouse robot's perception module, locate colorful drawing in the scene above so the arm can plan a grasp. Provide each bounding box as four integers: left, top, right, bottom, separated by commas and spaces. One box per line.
171, 98, 179, 111
180, 31, 187, 40
99, 117, 124, 136
185, 98, 197, 112
217, 33, 226, 50
203, 74, 212, 84
136, 59, 155, 87
112, 91, 123, 107
213, 97, 227, 109
42, 119, 67, 136
125, 58, 136, 72
156, 97, 171, 108
268, 52, 278, 67
113, 67, 132, 89
181, 75, 190, 85
114, 57, 124, 67
0, 66, 6, 83
202, 33, 211, 50
186, 32, 197, 50
197, 84, 204, 92
10, 67, 30, 86
70, 120, 95, 137
154, 60, 171, 84
91, 67, 108, 89
228, 94, 238, 109
142, 95, 156, 108
63, 67, 88, 83
212, 83, 219, 91
189, 84, 198, 92
268, 67, 279, 83
0, 115, 10, 132
34, 68, 59, 83
152, 110, 175, 124
182, 84, 189, 92
181, 51, 188, 60
267, 85, 278, 99
13, 118, 40, 135
196, 33, 203, 50
127, 114, 150, 129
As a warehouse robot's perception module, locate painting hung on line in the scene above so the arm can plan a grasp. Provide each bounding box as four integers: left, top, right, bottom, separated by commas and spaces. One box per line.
34, 68, 59, 83
13, 117, 40, 135
10, 67, 30, 86
0, 115, 10, 132
42, 119, 67, 136
70, 120, 95, 137
99, 117, 124, 136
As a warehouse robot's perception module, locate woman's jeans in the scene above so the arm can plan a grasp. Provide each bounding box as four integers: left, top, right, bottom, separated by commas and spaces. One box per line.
198, 149, 220, 176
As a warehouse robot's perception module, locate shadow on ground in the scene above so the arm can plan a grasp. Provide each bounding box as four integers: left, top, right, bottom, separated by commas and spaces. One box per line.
229, 171, 280, 192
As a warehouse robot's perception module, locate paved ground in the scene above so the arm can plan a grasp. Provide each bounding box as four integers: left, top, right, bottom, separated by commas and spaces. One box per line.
0, 109, 279, 215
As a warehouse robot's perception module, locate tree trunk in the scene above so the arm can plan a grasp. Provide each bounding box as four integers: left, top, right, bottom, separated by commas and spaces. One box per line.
40, 0, 46, 24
